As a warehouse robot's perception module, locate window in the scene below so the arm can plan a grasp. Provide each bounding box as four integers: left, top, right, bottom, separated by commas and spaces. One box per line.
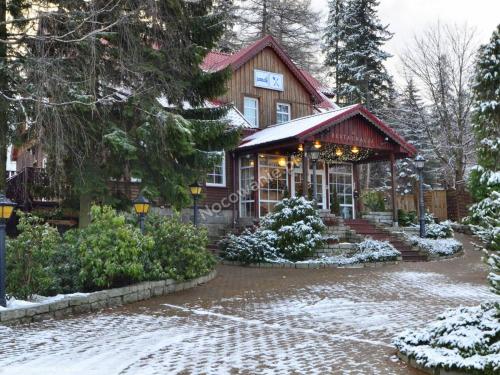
276, 103, 291, 124
258, 155, 288, 217
240, 157, 255, 217
243, 97, 259, 127
206, 152, 226, 187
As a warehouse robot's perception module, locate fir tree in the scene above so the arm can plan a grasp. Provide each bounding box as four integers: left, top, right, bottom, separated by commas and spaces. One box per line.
25, 1, 240, 226
467, 25, 500, 295
324, 0, 393, 110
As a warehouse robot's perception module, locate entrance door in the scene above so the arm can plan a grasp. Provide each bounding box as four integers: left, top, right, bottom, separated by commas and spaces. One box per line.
328, 163, 355, 219
291, 163, 327, 209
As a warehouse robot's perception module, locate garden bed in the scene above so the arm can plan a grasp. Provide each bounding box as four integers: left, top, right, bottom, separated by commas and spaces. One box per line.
393, 303, 500, 375
0, 270, 217, 325
405, 236, 463, 259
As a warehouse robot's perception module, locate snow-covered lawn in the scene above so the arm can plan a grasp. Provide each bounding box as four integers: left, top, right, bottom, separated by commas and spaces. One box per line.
394, 303, 500, 374
406, 236, 463, 257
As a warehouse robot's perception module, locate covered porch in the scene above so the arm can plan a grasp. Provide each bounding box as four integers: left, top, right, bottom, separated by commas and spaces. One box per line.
235, 104, 417, 223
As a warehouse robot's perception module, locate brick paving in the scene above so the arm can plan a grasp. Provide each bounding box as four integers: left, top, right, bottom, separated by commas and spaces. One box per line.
0, 233, 498, 375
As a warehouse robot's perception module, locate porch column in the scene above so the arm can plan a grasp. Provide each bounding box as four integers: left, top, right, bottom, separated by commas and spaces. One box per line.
253, 153, 259, 219
390, 153, 398, 226
302, 152, 309, 198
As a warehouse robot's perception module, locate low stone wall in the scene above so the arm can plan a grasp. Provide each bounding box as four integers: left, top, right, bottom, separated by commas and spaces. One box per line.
221, 260, 400, 269
363, 211, 394, 225
397, 352, 466, 375
315, 242, 358, 257
0, 270, 217, 326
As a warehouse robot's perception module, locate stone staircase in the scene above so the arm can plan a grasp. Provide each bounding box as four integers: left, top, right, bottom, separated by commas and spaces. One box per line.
345, 219, 427, 262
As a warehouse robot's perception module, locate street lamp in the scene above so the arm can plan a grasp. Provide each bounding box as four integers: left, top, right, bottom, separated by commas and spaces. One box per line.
133, 194, 151, 234
189, 181, 202, 226
0, 193, 16, 307
307, 144, 321, 207
415, 155, 426, 238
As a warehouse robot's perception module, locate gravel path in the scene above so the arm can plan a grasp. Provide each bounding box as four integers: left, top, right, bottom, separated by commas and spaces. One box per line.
0, 233, 498, 375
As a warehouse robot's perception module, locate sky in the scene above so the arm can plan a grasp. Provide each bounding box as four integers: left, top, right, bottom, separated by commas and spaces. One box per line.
311, 0, 500, 86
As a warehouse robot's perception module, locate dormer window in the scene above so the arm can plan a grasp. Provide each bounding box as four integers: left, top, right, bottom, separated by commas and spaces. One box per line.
243, 97, 259, 127
276, 103, 291, 124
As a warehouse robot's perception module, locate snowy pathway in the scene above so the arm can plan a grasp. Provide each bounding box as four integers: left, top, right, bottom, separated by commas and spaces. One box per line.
0, 234, 498, 374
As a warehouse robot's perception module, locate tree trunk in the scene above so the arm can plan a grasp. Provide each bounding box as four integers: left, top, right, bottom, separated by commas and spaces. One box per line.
0, 0, 8, 192
78, 193, 92, 228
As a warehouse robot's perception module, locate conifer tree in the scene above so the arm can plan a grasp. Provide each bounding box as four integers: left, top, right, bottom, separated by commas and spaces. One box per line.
467, 25, 500, 294
25, 1, 239, 225
324, 0, 392, 110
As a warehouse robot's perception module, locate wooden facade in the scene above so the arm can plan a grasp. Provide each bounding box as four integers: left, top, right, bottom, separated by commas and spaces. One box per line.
219, 47, 315, 129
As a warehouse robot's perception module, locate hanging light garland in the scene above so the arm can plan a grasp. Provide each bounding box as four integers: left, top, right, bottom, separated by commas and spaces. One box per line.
291, 143, 372, 163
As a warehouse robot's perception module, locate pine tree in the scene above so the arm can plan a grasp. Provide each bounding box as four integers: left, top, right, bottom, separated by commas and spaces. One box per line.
221, 0, 322, 71
467, 25, 500, 295
25, 1, 240, 225
324, 0, 393, 110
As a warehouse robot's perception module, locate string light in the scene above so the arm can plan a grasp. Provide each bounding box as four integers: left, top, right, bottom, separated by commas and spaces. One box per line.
335, 148, 343, 157
290, 144, 372, 163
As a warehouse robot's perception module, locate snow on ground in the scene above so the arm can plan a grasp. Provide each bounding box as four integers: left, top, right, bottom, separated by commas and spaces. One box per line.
0, 293, 90, 311
0, 263, 498, 375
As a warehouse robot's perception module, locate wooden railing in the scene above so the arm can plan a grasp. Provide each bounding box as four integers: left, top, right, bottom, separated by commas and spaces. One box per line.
6, 167, 59, 209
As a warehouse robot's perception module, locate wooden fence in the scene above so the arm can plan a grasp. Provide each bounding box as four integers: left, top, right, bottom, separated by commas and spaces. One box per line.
396, 189, 448, 221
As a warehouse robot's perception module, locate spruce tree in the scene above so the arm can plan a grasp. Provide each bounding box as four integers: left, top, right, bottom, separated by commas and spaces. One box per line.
467, 25, 500, 295
324, 0, 392, 109
25, 1, 239, 225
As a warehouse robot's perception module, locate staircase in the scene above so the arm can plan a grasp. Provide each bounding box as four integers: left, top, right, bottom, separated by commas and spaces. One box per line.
345, 219, 427, 262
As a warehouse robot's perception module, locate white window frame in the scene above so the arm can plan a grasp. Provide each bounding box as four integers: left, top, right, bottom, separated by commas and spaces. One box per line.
206, 152, 226, 187
239, 157, 255, 218
276, 102, 291, 124
243, 97, 259, 127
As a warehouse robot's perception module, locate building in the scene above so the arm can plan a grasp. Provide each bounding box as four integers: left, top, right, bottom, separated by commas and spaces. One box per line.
9, 35, 416, 234
197, 35, 415, 233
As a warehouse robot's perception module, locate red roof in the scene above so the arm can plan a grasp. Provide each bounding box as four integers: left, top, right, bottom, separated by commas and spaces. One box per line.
201, 35, 324, 104
299, 69, 336, 110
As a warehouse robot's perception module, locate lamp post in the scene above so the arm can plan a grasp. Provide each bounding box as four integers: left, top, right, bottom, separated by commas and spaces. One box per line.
0, 193, 16, 307
415, 155, 426, 238
189, 181, 202, 226
307, 143, 321, 207
133, 195, 151, 234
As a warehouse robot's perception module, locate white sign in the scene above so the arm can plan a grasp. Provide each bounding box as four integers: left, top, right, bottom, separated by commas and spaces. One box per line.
254, 69, 284, 91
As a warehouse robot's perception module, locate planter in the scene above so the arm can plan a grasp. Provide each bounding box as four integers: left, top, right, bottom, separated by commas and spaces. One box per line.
0, 270, 217, 325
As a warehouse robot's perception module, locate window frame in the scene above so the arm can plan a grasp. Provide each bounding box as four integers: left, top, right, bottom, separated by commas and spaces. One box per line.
276, 102, 291, 124
206, 152, 226, 187
243, 96, 259, 127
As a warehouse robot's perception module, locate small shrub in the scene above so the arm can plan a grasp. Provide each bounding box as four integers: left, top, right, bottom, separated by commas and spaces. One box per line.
6, 213, 61, 299
67, 205, 153, 291
355, 239, 401, 262
362, 190, 385, 212
144, 214, 216, 281
221, 197, 325, 263
426, 220, 454, 239
398, 209, 417, 227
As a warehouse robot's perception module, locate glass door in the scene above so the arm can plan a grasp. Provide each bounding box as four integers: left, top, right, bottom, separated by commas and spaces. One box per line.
329, 163, 355, 219
291, 160, 327, 210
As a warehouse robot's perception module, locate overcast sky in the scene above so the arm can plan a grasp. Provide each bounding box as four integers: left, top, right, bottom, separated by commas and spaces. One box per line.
311, 0, 500, 86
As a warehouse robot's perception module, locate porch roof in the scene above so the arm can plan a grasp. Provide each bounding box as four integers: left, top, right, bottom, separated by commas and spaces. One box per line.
238, 104, 417, 158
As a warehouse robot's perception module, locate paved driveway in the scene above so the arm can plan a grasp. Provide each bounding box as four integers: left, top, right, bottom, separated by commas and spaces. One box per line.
0, 234, 498, 375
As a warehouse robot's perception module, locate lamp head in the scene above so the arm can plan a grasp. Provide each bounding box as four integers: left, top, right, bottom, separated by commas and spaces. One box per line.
133, 194, 151, 215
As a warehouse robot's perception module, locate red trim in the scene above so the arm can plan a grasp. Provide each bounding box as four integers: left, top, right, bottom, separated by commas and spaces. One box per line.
202, 35, 324, 104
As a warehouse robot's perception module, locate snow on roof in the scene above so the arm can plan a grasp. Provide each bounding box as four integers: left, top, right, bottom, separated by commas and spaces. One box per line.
239, 105, 358, 149
299, 69, 338, 111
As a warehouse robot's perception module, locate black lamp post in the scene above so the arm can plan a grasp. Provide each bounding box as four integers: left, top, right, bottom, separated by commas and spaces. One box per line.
415, 155, 426, 238
189, 181, 202, 226
133, 195, 151, 234
307, 143, 321, 207
0, 193, 16, 307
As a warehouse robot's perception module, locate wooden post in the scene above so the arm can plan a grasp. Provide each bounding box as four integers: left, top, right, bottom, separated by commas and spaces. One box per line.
253, 153, 259, 219
302, 152, 309, 199
390, 153, 398, 226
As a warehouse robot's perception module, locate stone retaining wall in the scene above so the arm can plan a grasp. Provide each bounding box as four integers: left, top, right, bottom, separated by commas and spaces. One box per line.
363, 211, 394, 225
315, 242, 358, 257
221, 260, 400, 269
0, 270, 217, 326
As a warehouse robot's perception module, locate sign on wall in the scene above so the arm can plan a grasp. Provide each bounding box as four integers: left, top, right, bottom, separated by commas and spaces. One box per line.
254, 69, 284, 91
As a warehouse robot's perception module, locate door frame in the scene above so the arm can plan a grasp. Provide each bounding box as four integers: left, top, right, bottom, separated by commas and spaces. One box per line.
291, 166, 327, 209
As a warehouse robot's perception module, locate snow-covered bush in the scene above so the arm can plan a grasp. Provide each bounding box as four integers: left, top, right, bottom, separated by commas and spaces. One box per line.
426, 220, 454, 239
394, 303, 500, 375
221, 197, 325, 262
354, 240, 401, 262
406, 236, 462, 257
